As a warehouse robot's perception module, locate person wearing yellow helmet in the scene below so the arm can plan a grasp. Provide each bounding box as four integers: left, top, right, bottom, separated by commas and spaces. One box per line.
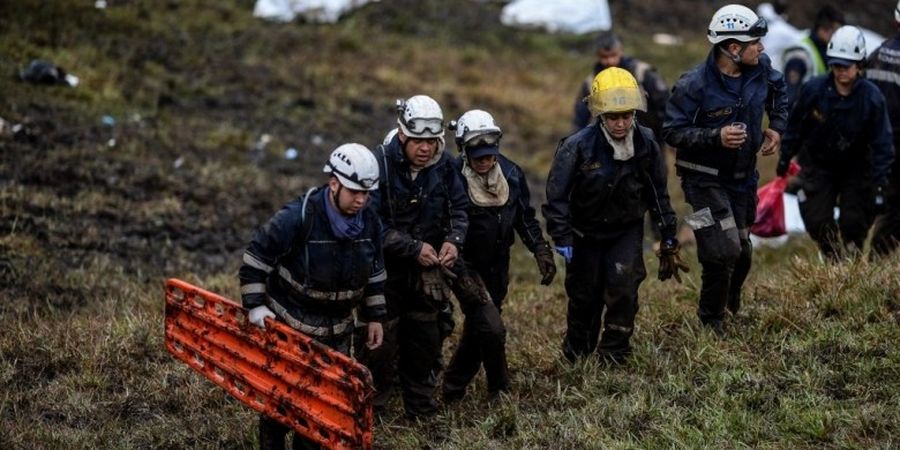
544, 67, 682, 364
664, 4, 789, 336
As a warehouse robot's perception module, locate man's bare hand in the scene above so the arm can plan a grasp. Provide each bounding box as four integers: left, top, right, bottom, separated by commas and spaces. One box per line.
417, 242, 440, 266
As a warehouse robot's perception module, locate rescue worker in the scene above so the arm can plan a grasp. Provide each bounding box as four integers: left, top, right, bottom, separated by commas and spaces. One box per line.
867, 2, 900, 257
781, 5, 845, 104
545, 67, 683, 364
442, 110, 557, 401
664, 4, 788, 334
239, 144, 386, 450
777, 25, 894, 259
573, 31, 670, 140
355, 95, 478, 419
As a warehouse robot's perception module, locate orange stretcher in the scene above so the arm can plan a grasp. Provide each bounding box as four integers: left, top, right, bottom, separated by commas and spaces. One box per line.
163, 278, 373, 449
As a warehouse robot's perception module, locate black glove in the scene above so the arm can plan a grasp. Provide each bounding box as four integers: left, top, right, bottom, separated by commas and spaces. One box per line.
656, 238, 690, 283
775, 157, 790, 178
420, 266, 455, 304
533, 243, 557, 285
875, 184, 887, 215
450, 267, 492, 306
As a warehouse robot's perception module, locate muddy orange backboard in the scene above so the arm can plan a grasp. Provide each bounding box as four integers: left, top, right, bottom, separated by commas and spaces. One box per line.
163, 278, 373, 449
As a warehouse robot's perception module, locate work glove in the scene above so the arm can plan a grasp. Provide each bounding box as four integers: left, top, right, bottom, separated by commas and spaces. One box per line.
451, 268, 492, 306
656, 238, 690, 283
875, 184, 887, 215
248, 305, 276, 329
775, 157, 790, 178
554, 245, 573, 264
420, 266, 455, 304
534, 243, 557, 285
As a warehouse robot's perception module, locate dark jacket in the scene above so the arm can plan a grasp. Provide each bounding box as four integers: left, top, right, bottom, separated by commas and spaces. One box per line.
239, 186, 387, 324
664, 50, 789, 181
453, 154, 549, 269
370, 134, 469, 263
780, 73, 894, 186
574, 57, 670, 138
543, 123, 677, 247
867, 34, 900, 145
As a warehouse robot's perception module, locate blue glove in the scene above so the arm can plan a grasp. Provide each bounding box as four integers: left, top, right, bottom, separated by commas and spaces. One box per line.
554, 245, 573, 263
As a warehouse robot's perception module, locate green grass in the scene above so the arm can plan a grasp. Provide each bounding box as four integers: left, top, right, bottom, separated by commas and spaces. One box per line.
1, 1, 898, 448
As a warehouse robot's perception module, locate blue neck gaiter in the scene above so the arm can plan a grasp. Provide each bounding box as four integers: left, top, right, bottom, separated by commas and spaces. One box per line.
323, 189, 364, 240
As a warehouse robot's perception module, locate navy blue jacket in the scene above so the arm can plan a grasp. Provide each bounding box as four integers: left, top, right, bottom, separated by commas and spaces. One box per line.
370, 135, 469, 262
543, 123, 677, 246
867, 34, 900, 142
664, 50, 789, 181
780, 73, 894, 185
453, 154, 549, 268
239, 186, 387, 323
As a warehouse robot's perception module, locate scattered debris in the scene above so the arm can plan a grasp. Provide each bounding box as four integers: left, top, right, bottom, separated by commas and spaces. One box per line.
652, 33, 683, 46
500, 0, 611, 34
311, 134, 324, 146
173, 156, 185, 169
284, 147, 299, 160
95, 0, 107, 9
101, 115, 116, 127
250, 133, 272, 164
253, 0, 378, 23
19, 59, 79, 87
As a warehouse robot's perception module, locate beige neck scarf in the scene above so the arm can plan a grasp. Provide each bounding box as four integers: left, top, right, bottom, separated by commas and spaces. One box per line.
600, 123, 636, 161
462, 162, 509, 207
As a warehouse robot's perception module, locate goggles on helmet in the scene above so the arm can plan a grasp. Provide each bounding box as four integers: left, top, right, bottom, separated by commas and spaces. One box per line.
464, 132, 502, 148
402, 117, 444, 136
709, 17, 768, 40
328, 162, 377, 190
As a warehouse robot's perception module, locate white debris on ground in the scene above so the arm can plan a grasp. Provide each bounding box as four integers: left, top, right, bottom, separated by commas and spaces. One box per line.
500, 0, 611, 34
253, 0, 377, 23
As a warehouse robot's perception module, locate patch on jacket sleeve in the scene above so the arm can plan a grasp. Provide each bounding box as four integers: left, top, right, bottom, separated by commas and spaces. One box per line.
705, 106, 733, 119
580, 161, 602, 172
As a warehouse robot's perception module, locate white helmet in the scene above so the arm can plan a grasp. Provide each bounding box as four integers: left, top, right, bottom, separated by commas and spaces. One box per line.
450, 109, 502, 151
827, 25, 866, 63
396, 95, 444, 139
323, 143, 379, 191
707, 4, 768, 44
896, 1, 900, 23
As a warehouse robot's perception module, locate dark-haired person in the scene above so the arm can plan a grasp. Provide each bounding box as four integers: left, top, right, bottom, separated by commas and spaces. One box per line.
778, 26, 894, 260
664, 4, 788, 334
239, 143, 385, 449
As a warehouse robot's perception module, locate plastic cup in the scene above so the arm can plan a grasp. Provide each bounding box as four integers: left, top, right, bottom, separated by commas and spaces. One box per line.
731, 122, 747, 132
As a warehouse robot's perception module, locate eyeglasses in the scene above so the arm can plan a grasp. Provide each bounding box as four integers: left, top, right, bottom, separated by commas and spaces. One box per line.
329, 163, 377, 189
710, 17, 768, 39
403, 117, 444, 135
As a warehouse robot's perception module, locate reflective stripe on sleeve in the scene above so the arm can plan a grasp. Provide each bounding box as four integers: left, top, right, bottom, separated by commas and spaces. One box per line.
242, 252, 274, 273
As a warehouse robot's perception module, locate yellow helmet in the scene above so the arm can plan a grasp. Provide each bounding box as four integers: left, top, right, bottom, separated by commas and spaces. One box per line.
586, 67, 647, 116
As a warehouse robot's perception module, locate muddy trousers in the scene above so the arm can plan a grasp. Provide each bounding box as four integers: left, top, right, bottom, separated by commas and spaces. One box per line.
798, 174, 874, 259
562, 222, 646, 362
259, 334, 351, 450
442, 298, 508, 397
682, 177, 755, 323
353, 317, 400, 411
872, 202, 900, 256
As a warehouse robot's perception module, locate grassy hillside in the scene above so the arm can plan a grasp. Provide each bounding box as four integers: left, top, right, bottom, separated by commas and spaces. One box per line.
2, 1, 898, 448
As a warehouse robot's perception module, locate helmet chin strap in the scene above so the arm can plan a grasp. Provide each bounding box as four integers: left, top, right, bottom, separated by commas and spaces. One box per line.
331, 184, 343, 211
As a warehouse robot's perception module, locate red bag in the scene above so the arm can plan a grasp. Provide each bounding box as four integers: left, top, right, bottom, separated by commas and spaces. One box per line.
752, 176, 788, 237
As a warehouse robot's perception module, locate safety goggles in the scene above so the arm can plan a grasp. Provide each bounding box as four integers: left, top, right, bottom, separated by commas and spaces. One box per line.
402, 117, 444, 136
464, 131, 502, 148
710, 17, 768, 39
328, 163, 377, 189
